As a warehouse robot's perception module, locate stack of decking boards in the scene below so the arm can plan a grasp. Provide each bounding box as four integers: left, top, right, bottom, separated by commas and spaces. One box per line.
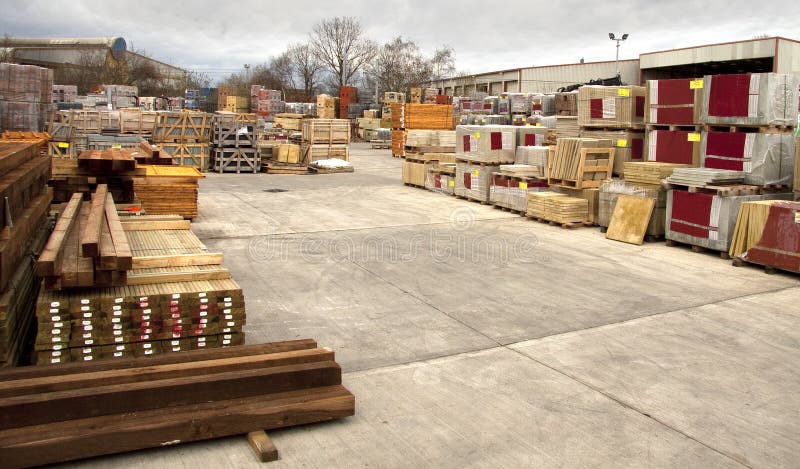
35, 186, 243, 365
0, 139, 52, 367
0, 339, 355, 468
212, 113, 258, 173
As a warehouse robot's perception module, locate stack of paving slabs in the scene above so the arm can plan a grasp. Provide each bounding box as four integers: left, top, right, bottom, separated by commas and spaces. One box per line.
645, 129, 702, 166
666, 167, 746, 186
734, 201, 800, 273
212, 122, 258, 173
35, 209, 245, 365
700, 132, 795, 186
490, 171, 549, 212
153, 112, 212, 172
645, 78, 703, 125
301, 119, 350, 163
581, 129, 644, 175
555, 91, 578, 115
50, 148, 143, 204
728, 200, 787, 258
701, 73, 799, 127
517, 126, 555, 147
598, 179, 666, 237
526, 191, 588, 224
623, 162, 689, 187
0, 140, 52, 366
0, 340, 355, 468
514, 146, 550, 177
37, 186, 132, 290
424, 165, 456, 195
577, 85, 646, 128
456, 125, 517, 163
547, 138, 614, 189
404, 130, 456, 153
455, 161, 495, 202
555, 116, 580, 138
133, 165, 204, 219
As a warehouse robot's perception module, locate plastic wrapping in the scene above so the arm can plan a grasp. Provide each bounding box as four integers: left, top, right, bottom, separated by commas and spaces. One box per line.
514, 146, 549, 176
455, 125, 517, 163
516, 127, 550, 147
701, 73, 799, 126
744, 202, 800, 273
455, 161, 499, 202
581, 129, 645, 175
577, 85, 646, 128
489, 174, 549, 211
425, 170, 455, 195
700, 131, 795, 186
645, 78, 703, 125
645, 129, 701, 166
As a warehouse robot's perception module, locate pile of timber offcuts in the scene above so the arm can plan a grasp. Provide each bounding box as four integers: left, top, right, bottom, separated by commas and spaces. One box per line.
34, 187, 243, 365
0, 340, 355, 468
1, 140, 52, 367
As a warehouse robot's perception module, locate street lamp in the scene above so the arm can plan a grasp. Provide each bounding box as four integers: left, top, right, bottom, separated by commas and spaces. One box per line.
609, 33, 629, 77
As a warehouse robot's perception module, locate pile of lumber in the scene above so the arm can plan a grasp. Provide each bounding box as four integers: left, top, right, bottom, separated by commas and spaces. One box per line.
0, 140, 52, 366
50, 149, 143, 204
130, 141, 174, 166
623, 161, 689, 186
391, 104, 454, 130
37, 186, 131, 289
666, 167, 745, 186
0, 340, 355, 468
526, 191, 588, 223
133, 165, 204, 219
78, 148, 136, 172
547, 138, 614, 188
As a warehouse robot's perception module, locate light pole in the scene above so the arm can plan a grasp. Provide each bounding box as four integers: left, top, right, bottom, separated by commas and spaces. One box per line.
608, 33, 629, 77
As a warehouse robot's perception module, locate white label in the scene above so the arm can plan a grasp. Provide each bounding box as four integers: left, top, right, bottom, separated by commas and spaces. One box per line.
82, 320, 91, 326
172, 347, 181, 352
50, 302, 60, 307
112, 317, 121, 323
81, 299, 90, 305
142, 315, 150, 322
115, 297, 123, 304
113, 324, 122, 330
200, 311, 208, 317
114, 330, 122, 336
116, 345, 126, 351
53, 344, 63, 351
224, 314, 233, 320
114, 352, 123, 357
54, 322, 63, 328
51, 329, 60, 335
114, 310, 122, 316
140, 302, 149, 308
81, 306, 90, 312
198, 292, 207, 298
115, 336, 124, 342
85, 339, 94, 345
51, 358, 61, 364
145, 350, 154, 355
84, 325, 93, 332
198, 343, 207, 348
224, 302, 232, 308
143, 343, 152, 349
113, 305, 122, 311
53, 350, 62, 357
83, 312, 92, 318
224, 297, 232, 302
172, 293, 180, 299
501, 131, 512, 150
82, 348, 91, 354
223, 340, 231, 345
143, 309, 151, 314
171, 340, 180, 346
223, 334, 232, 340
223, 309, 231, 314
139, 297, 148, 302
200, 298, 208, 304
200, 318, 208, 324
84, 356, 93, 361
49, 308, 59, 314
51, 337, 60, 343
198, 337, 206, 343
223, 328, 232, 333
602, 97, 616, 119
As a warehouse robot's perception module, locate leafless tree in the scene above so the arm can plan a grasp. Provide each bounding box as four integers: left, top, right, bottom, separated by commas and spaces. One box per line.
309, 17, 377, 90
367, 36, 432, 95
288, 43, 323, 100
430, 45, 456, 81
0, 34, 15, 63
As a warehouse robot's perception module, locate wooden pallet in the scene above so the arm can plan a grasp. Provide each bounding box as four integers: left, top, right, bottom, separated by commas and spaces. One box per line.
644, 124, 702, 132
265, 162, 308, 175
701, 124, 794, 134
214, 148, 259, 173
369, 140, 391, 149
664, 183, 762, 196
665, 239, 731, 259
547, 147, 614, 189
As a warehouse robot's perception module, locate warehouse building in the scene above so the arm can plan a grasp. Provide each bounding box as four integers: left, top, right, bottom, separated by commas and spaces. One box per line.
0, 36, 186, 91
431, 36, 800, 95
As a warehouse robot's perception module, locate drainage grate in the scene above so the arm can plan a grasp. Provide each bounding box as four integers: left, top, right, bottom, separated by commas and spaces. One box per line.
263, 188, 288, 193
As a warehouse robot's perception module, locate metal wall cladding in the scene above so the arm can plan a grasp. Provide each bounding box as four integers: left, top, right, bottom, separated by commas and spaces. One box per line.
519, 61, 640, 94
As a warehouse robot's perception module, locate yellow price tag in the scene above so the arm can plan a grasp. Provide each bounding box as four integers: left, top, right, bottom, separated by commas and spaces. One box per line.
448, 180, 455, 187
690, 79, 704, 89
616, 139, 628, 147
687, 133, 701, 142
473, 132, 480, 139
519, 182, 528, 190
57, 142, 69, 148
472, 170, 480, 176
535, 123, 541, 127
617, 88, 630, 97
111, 144, 122, 149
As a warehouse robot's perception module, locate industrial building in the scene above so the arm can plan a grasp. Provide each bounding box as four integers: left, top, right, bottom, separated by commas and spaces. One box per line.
431, 36, 800, 95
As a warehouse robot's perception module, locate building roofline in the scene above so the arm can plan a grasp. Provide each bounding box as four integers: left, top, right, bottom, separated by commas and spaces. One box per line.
437, 58, 639, 81
125, 50, 186, 74
640, 36, 800, 57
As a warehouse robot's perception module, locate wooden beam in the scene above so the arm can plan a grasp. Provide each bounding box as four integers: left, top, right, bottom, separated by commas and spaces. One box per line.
126, 266, 231, 285
121, 219, 192, 231
80, 184, 107, 258
105, 194, 132, 271
0, 385, 354, 469
132, 253, 224, 269
247, 430, 279, 462
37, 193, 82, 277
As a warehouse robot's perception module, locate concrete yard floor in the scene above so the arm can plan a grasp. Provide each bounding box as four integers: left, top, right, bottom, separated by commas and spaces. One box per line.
63, 143, 800, 468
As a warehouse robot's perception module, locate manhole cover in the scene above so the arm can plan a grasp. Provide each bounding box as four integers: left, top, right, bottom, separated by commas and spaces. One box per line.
263, 188, 288, 193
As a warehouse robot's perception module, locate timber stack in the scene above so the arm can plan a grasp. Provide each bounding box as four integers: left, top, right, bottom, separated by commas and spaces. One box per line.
0, 340, 355, 468
0, 139, 52, 367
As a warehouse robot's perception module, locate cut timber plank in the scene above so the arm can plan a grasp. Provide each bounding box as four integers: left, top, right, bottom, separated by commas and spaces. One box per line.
80, 184, 108, 258
132, 253, 224, 269
0, 348, 334, 398
606, 195, 656, 246
0, 361, 342, 430
126, 265, 231, 285
0, 340, 318, 381
0, 385, 354, 469
121, 219, 192, 231
248, 430, 280, 462
105, 194, 132, 270
36, 193, 82, 277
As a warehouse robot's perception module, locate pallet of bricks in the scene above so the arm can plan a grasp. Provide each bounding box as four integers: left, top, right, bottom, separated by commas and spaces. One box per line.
397, 103, 455, 186
0, 63, 53, 135
659, 72, 799, 257
301, 118, 350, 164
0, 338, 354, 467
152, 111, 212, 171
0, 136, 52, 367
211, 112, 259, 173
33, 184, 244, 365
489, 144, 550, 214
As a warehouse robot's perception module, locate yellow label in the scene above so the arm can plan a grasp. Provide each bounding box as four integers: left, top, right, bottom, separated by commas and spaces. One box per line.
535, 123, 541, 127
57, 142, 69, 148
472, 170, 480, 176
473, 132, 480, 139
448, 180, 455, 187
111, 144, 122, 149
617, 88, 630, 97
616, 139, 628, 147
690, 79, 704, 89
519, 182, 528, 190
687, 133, 701, 142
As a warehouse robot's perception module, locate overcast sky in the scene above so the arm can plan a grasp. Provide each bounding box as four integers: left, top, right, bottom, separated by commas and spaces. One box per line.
2, 0, 799, 83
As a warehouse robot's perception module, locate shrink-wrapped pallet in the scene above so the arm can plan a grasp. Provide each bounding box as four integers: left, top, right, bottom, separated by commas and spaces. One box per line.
700, 131, 795, 186
645, 78, 703, 125
701, 73, 799, 127
581, 129, 645, 175
555, 91, 578, 116
645, 129, 701, 166
577, 85, 646, 128
490, 174, 549, 211
455, 160, 498, 202
455, 125, 516, 163
425, 170, 455, 195
517, 124, 551, 148
514, 146, 549, 177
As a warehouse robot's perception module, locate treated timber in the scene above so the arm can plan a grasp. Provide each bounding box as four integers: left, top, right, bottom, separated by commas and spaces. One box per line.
36, 193, 82, 277
131, 252, 224, 269
248, 430, 280, 462
80, 184, 108, 258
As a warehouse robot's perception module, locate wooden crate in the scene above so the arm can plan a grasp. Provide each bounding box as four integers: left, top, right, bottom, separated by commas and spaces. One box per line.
301, 119, 350, 144
160, 143, 210, 171
213, 148, 259, 173
153, 112, 211, 143
119, 109, 157, 134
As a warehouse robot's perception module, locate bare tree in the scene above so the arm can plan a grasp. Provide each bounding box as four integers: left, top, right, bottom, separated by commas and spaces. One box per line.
430, 45, 456, 81
288, 43, 323, 100
366, 36, 432, 95
309, 17, 377, 90
0, 34, 15, 63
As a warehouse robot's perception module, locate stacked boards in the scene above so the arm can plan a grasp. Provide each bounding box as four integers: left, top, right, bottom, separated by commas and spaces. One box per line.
133, 165, 204, 219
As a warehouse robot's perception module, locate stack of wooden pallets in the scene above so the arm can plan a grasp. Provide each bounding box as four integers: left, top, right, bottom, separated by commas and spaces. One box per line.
0, 340, 355, 468
0, 140, 52, 367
